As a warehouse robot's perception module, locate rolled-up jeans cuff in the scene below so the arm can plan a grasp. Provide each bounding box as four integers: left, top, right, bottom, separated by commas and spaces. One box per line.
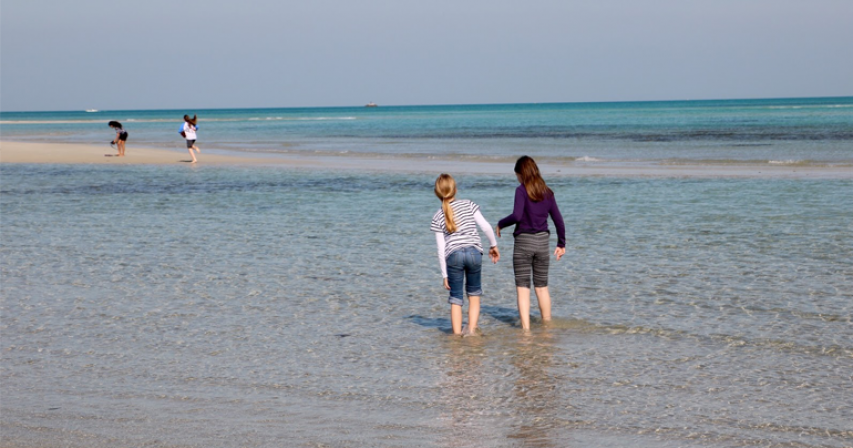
448, 296, 465, 306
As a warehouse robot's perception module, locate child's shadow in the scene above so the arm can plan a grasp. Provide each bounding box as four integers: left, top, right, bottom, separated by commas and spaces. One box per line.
406, 306, 519, 334
405, 315, 453, 334
480, 306, 519, 326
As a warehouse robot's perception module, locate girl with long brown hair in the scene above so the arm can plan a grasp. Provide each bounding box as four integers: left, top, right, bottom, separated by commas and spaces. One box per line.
496, 156, 566, 330
431, 174, 500, 336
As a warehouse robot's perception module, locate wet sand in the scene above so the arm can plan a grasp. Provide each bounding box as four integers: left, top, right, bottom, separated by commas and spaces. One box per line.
2, 140, 851, 178
0, 141, 295, 166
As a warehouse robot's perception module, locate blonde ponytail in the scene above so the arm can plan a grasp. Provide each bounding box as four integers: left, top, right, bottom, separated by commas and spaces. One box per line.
434, 174, 457, 233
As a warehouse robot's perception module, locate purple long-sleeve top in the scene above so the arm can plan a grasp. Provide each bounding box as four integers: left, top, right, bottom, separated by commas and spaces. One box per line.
497, 184, 566, 248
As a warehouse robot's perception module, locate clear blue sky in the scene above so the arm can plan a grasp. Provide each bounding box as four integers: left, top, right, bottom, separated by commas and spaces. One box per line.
2, 0, 852, 111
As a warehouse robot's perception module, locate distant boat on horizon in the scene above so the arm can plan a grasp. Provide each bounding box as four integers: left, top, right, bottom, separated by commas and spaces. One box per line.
365, 102, 378, 108
85, 109, 99, 112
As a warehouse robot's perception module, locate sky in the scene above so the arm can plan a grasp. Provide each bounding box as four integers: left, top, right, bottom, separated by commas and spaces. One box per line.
2, 0, 852, 111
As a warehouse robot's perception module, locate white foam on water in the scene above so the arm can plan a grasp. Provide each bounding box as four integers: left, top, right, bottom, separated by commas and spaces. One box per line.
575, 156, 604, 162
768, 159, 802, 165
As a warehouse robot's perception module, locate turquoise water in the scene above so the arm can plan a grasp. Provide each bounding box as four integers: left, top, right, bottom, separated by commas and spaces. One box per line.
2, 164, 851, 447
2, 97, 852, 165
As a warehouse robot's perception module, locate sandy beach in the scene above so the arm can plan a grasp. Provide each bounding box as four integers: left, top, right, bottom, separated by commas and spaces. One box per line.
0, 141, 289, 166
2, 140, 851, 178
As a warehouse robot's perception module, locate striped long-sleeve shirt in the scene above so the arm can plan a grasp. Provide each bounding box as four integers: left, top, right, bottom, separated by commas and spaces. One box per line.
430, 199, 497, 278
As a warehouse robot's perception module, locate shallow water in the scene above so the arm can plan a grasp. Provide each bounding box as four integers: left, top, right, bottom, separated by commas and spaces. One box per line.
3, 97, 853, 166
1, 165, 851, 447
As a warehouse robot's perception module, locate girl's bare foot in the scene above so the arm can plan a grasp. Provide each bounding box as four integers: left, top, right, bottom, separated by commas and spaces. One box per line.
460, 325, 481, 337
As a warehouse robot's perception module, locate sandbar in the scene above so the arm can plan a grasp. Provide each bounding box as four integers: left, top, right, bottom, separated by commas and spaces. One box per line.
0, 141, 292, 166
2, 140, 851, 178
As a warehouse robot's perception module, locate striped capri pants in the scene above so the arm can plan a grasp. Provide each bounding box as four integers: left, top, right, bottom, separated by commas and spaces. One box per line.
512, 232, 550, 288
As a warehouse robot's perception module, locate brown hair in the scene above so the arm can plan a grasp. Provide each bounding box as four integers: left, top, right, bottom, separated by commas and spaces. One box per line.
184, 114, 198, 125
434, 173, 457, 233
514, 155, 552, 202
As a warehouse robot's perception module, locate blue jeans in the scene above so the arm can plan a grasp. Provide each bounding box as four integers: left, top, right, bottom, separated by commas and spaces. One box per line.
446, 246, 483, 306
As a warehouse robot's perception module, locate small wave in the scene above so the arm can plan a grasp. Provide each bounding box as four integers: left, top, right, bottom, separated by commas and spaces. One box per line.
297, 116, 357, 121
574, 156, 604, 163
661, 158, 838, 167
246, 116, 357, 121
768, 159, 802, 165
765, 104, 853, 110
247, 117, 287, 121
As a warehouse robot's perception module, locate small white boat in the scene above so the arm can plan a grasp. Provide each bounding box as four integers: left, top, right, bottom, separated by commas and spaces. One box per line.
85, 109, 99, 113
365, 102, 378, 108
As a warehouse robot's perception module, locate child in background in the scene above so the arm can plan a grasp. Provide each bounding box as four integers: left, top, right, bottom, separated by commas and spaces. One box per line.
108, 121, 128, 156
181, 114, 200, 163
496, 156, 566, 331
431, 173, 500, 336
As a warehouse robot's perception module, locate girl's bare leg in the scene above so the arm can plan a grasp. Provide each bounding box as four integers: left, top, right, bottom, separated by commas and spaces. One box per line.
193, 144, 200, 153
466, 296, 480, 334
516, 287, 531, 330
187, 147, 197, 163
451, 304, 463, 335
534, 286, 552, 321
118, 141, 126, 156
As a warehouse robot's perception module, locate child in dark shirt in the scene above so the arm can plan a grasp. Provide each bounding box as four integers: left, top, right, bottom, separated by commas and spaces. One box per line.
108, 121, 128, 157
496, 156, 566, 330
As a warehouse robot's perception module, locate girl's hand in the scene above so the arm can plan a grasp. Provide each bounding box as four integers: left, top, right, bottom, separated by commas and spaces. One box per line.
495, 226, 501, 238
489, 246, 500, 264
443, 278, 450, 290
554, 247, 566, 260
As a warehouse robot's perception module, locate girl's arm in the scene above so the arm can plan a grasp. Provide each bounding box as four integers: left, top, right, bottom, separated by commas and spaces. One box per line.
434, 232, 448, 278
497, 186, 526, 230
550, 198, 567, 260
474, 210, 501, 263
473, 210, 497, 248
550, 199, 566, 248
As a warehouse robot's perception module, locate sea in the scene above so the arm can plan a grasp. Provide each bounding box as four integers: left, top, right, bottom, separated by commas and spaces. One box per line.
1, 97, 852, 447
2, 96, 853, 166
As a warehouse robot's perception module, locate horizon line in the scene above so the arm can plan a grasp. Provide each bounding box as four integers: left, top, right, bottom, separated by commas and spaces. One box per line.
2, 94, 851, 114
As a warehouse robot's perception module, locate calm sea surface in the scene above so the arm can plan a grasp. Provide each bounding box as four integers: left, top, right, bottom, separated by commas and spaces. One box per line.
2, 97, 852, 166
2, 162, 851, 447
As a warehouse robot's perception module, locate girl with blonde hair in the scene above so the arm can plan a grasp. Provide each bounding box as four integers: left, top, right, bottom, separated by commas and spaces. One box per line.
431, 174, 500, 336
496, 156, 566, 330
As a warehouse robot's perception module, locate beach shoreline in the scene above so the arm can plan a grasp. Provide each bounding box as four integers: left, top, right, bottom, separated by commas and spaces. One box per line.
2, 140, 851, 178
